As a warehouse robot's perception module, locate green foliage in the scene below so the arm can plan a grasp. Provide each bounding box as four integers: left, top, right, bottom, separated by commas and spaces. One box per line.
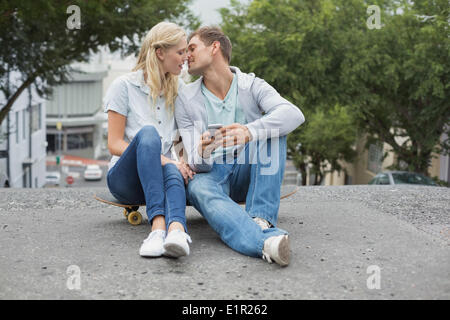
221, 0, 450, 183
221, 0, 361, 184
288, 104, 358, 185
342, 0, 450, 174
431, 176, 449, 187
0, 0, 199, 124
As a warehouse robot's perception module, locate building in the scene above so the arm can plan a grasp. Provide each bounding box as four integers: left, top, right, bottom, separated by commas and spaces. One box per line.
321, 134, 450, 186
0, 72, 47, 188
45, 59, 108, 160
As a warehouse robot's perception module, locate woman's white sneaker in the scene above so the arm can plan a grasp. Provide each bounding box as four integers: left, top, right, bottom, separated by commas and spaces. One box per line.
163, 229, 192, 258
139, 229, 166, 257
262, 235, 290, 267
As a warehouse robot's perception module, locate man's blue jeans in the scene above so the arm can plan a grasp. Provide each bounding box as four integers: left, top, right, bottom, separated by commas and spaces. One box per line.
107, 125, 187, 232
187, 136, 288, 258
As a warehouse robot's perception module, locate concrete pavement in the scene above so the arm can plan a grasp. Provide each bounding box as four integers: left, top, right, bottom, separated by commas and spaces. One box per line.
0, 185, 449, 299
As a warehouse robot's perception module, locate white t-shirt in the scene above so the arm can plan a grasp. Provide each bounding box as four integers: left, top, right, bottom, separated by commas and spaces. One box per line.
103, 69, 184, 171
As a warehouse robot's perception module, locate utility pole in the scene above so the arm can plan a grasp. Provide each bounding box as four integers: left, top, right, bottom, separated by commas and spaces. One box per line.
57, 99, 64, 187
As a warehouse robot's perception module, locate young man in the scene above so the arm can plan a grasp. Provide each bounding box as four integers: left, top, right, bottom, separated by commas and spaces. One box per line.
175, 27, 305, 266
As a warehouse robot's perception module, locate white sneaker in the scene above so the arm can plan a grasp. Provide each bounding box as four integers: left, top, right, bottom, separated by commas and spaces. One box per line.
163, 229, 192, 258
262, 235, 290, 267
253, 217, 271, 230
139, 230, 166, 257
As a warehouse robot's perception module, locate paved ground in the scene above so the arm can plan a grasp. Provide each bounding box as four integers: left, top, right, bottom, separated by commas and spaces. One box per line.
0, 185, 449, 299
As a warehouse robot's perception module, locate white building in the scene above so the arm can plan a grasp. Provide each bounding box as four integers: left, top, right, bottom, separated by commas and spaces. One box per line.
0, 72, 47, 188
45, 54, 109, 160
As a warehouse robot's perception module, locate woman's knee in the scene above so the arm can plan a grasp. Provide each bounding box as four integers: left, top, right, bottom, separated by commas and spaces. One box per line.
136, 125, 161, 148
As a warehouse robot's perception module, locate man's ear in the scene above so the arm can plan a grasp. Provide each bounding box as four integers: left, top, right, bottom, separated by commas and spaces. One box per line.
211, 41, 221, 56
156, 48, 165, 61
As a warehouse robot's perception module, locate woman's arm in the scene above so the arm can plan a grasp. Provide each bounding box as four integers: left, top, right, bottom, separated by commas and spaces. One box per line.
107, 110, 129, 156
108, 110, 195, 183
161, 154, 175, 166
108, 111, 175, 162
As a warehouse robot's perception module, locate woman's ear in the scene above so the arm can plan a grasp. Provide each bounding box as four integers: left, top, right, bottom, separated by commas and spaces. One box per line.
156, 47, 165, 61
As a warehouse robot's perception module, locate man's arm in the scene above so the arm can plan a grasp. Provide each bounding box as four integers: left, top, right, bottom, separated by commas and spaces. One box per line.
174, 95, 214, 173
246, 77, 305, 141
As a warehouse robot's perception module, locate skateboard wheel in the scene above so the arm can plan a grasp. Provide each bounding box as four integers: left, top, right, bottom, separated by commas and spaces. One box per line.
123, 209, 128, 218
127, 211, 142, 226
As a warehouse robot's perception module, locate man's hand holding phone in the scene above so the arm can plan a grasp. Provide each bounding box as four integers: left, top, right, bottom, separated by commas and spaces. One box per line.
198, 124, 224, 159
198, 123, 253, 159
219, 123, 252, 148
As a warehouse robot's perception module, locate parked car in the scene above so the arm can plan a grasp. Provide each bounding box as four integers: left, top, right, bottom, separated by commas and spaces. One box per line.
45, 171, 61, 186
83, 164, 103, 181
368, 171, 438, 186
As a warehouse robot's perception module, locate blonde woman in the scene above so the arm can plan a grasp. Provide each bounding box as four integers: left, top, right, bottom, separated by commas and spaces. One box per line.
104, 22, 195, 258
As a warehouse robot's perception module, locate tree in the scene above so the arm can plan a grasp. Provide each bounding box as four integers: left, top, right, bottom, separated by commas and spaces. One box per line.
340, 0, 450, 175
220, 0, 450, 182
288, 104, 358, 185
0, 0, 199, 125
220, 0, 358, 184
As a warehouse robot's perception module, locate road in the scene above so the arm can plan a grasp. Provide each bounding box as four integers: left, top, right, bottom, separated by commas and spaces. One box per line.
0, 185, 449, 299
45, 164, 108, 188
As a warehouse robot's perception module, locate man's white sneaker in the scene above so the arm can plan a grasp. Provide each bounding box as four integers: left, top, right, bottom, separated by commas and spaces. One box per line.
139, 230, 166, 257
262, 235, 290, 267
163, 229, 192, 258
253, 217, 271, 230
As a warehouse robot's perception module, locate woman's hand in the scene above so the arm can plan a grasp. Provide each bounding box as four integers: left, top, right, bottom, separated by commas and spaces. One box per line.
161, 155, 195, 184
162, 156, 195, 184
174, 160, 195, 185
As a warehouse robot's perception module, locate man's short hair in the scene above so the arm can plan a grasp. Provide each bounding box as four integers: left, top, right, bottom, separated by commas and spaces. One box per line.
188, 26, 232, 64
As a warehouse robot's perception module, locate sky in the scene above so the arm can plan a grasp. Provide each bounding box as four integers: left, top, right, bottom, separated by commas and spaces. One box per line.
189, 0, 250, 26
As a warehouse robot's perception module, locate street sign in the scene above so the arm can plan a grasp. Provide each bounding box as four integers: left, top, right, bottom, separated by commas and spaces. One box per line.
66, 175, 74, 185
56, 122, 62, 130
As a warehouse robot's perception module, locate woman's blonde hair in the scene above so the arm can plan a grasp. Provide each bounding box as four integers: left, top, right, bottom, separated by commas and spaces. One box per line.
133, 22, 186, 113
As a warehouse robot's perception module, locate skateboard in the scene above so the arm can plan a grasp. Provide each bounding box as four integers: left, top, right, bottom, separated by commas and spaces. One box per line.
94, 184, 299, 226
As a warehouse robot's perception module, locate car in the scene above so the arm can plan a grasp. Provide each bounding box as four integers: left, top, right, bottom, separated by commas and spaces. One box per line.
83, 164, 103, 181
45, 171, 61, 186
368, 171, 438, 186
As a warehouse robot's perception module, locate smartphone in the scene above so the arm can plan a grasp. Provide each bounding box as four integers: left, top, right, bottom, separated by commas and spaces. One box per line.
208, 123, 223, 130
207, 123, 223, 139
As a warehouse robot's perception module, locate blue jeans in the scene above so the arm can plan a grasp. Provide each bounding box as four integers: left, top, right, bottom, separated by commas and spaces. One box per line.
107, 125, 187, 232
187, 136, 287, 258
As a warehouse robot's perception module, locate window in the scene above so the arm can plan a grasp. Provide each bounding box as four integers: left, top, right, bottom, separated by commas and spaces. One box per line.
392, 172, 436, 186
31, 104, 42, 133
0, 118, 3, 142
15, 112, 19, 144
367, 143, 383, 173
345, 173, 353, 185
46, 134, 56, 153
22, 109, 26, 140
378, 174, 390, 185
67, 132, 93, 150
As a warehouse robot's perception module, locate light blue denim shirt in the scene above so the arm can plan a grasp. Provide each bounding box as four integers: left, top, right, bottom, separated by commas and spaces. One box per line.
201, 73, 246, 159
103, 69, 184, 171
